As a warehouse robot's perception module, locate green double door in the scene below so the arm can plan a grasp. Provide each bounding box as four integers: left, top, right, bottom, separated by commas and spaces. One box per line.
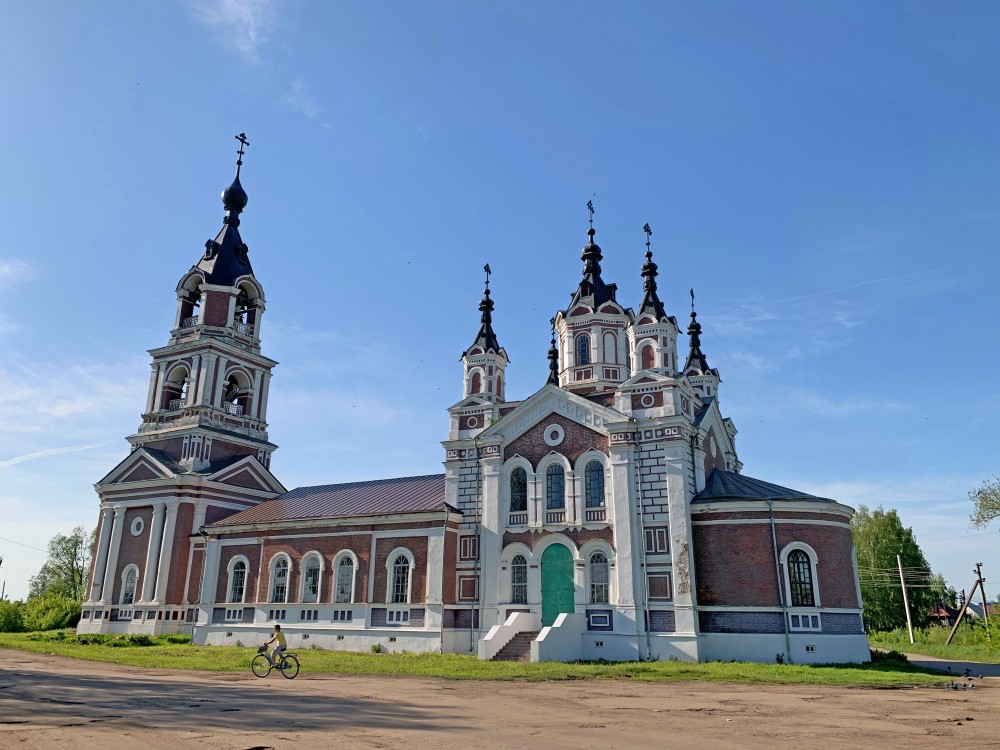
540, 544, 575, 627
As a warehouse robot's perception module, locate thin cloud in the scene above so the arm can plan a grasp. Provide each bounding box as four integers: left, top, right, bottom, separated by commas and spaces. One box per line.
0, 442, 108, 470
0, 259, 34, 283
770, 270, 936, 305
185, 0, 278, 62
285, 80, 320, 119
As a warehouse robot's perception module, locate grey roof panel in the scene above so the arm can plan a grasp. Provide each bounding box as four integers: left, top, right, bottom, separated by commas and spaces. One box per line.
209, 473, 449, 527
692, 469, 833, 504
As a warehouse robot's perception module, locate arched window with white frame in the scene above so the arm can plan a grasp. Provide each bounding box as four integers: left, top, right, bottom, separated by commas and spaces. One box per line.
385, 548, 414, 604
576, 334, 590, 365
780, 542, 821, 609
227, 557, 248, 603
301, 553, 322, 604
640, 343, 655, 370
510, 467, 528, 512
120, 564, 138, 606
589, 552, 609, 604
511, 554, 528, 604
333, 553, 356, 603
584, 460, 605, 508
546, 464, 565, 509
269, 556, 290, 603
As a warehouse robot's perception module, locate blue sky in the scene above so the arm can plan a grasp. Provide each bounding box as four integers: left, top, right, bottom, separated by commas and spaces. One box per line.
1, 1, 998, 602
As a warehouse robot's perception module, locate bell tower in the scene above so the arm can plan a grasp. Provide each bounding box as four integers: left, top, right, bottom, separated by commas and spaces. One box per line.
132, 133, 277, 471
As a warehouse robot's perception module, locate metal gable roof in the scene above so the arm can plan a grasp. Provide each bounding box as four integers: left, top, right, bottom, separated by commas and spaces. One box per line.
208, 473, 449, 527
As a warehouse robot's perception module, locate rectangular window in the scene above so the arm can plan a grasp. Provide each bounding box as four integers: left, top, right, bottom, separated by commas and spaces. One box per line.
645, 527, 669, 554
459, 535, 479, 561
387, 609, 410, 624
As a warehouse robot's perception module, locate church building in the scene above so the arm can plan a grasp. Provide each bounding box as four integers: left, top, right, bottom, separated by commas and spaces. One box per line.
79, 141, 870, 664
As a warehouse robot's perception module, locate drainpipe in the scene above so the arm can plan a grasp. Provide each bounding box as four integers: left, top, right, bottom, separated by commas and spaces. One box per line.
768, 500, 792, 664
631, 419, 652, 660
472, 435, 483, 652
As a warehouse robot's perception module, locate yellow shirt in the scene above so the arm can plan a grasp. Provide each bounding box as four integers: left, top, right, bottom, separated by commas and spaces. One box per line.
273, 631, 287, 647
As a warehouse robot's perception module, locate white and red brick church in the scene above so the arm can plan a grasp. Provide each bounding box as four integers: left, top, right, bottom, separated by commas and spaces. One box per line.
79, 141, 870, 664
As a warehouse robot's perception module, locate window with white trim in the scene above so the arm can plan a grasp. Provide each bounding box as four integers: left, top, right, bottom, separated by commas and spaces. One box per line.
459, 535, 479, 561
577, 334, 590, 365
302, 555, 321, 603
509, 467, 528, 512
511, 554, 528, 604
788, 550, 816, 607
644, 527, 669, 554
120, 566, 138, 606
391, 555, 411, 604
589, 552, 609, 604
334, 555, 355, 604
227, 560, 247, 603
269, 557, 289, 603
584, 461, 605, 508
546, 464, 565, 509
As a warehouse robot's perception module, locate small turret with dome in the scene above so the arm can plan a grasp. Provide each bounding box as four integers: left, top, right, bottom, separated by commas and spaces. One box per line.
630, 223, 680, 375
460, 264, 508, 403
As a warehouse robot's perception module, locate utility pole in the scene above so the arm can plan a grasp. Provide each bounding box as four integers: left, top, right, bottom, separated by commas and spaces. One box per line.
976, 562, 990, 639
898, 554, 914, 644
0, 555, 5, 601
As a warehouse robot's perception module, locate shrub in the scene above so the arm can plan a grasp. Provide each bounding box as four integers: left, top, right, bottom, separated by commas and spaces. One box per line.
160, 633, 192, 644
0, 601, 24, 633
870, 649, 908, 665
22, 594, 81, 631
371, 643, 382, 653
109, 634, 155, 647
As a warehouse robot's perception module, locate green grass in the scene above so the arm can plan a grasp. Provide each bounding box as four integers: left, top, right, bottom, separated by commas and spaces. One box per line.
0, 630, 948, 687
871, 624, 1000, 664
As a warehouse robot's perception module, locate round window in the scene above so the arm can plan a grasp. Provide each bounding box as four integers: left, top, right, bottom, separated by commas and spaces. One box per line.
130, 517, 144, 537
640, 394, 655, 408
543, 423, 565, 447
467, 416, 479, 428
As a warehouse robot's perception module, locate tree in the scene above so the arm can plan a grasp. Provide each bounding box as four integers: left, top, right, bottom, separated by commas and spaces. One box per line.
27, 526, 94, 602
0, 600, 24, 633
970, 476, 1000, 528
23, 593, 81, 631
852, 505, 949, 632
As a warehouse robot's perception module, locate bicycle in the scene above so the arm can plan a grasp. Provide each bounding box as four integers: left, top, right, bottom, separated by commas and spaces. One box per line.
251, 645, 300, 679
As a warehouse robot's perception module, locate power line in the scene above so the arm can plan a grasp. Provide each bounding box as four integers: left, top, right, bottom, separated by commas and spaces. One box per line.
0, 535, 46, 552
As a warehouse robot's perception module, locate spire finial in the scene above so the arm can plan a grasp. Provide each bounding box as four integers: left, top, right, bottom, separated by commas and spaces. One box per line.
643, 222, 652, 254
484, 263, 491, 290
547, 317, 559, 385
235, 132, 249, 176
587, 199, 595, 230
690, 287, 695, 316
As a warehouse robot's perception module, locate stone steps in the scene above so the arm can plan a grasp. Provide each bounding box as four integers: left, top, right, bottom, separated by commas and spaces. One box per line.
492, 631, 539, 662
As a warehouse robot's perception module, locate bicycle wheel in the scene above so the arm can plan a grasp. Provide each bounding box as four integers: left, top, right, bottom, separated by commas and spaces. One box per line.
279, 654, 299, 679
251, 654, 272, 678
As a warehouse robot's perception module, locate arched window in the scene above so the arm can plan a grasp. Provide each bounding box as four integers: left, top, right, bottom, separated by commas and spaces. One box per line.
788, 550, 815, 606
510, 467, 528, 512
228, 560, 247, 603
546, 464, 565, 509
301, 554, 321, 603
223, 370, 252, 416
334, 555, 355, 603
120, 566, 137, 606
584, 461, 605, 508
496, 372, 503, 400
589, 552, 609, 604
511, 554, 528, 604
640, 344, 655, 370
163, 366, 190, 410
576, 335, 590, 365
269, 557, 289, 603
391, 555, 411, 604
470, 371, 482, 394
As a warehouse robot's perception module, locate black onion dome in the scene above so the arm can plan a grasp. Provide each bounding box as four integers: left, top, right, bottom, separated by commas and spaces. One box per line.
221, 173, 248, 213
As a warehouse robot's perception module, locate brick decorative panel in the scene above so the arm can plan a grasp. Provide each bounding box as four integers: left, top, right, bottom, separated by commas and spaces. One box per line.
821, 612, 864, 634
647, 573, 673, 601
241, 608, 254, 624
371, 608, 387, 627
504, 413, 609, 469
648, 610, 675, 632
409, 608, 425, 627
699, 611, 785, 634
458, 575, 478, 601
212, 607, 225, 624
443, 608, 480, 629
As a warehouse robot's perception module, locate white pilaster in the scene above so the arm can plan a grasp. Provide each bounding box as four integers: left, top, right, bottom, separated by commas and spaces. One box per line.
186, 354, 201, 406
664, 444, 699, 640
89, 506, 114, 603
99, 506, 127, 605
425, 528, 445, 605
259, 371, 272, 419
479, 456, 502, 621
153, 502, 180, 603
201, 538, 222, 605
145, 364, 159, 413
139, 503, 166, 603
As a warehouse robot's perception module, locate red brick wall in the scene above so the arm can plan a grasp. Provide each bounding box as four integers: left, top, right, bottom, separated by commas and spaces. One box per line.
504, 413, 609, 469
373, 537, 428, 604
693, 519, 859, 608
254, 534, 372, 604
165, 504, 194, 603
203, 290, 231, 327
216, 543, 261, 602
443, 530, 459, 605
111, 507, 153, 601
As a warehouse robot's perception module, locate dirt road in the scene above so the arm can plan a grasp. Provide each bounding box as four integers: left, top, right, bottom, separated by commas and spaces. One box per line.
1, 650, 998, 749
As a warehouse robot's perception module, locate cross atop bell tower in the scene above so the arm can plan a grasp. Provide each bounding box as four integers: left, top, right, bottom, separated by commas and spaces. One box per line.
131, 135, 278, 471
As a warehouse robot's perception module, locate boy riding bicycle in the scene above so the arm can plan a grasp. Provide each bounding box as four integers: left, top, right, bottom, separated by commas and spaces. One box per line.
264, 623, 287, 667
